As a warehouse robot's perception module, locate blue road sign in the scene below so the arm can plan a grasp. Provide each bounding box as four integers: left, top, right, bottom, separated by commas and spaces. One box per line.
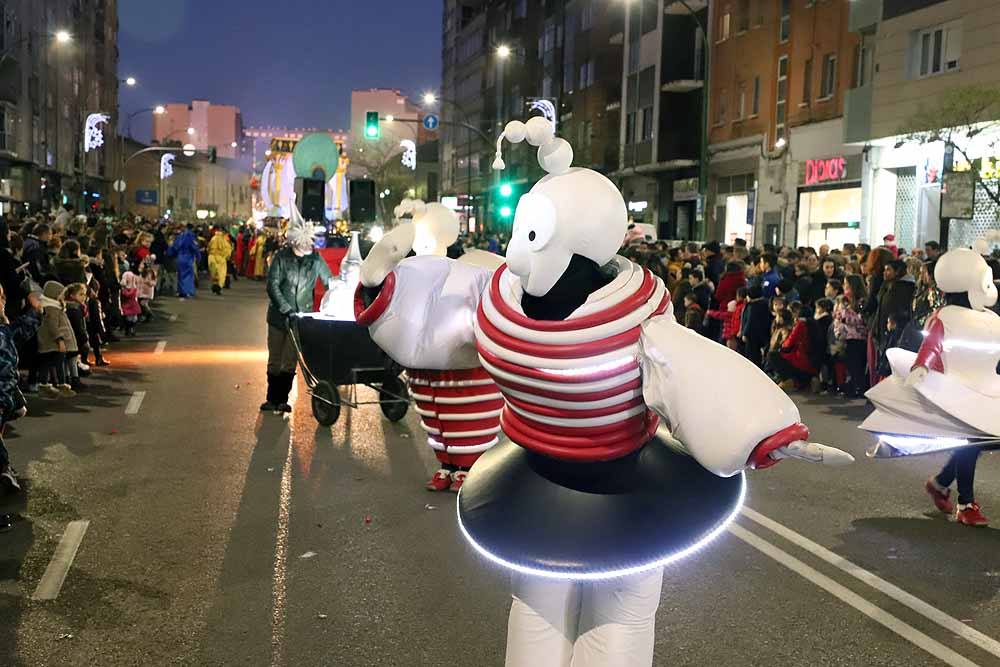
423, 114, 440, 131
136, 189, 158, 205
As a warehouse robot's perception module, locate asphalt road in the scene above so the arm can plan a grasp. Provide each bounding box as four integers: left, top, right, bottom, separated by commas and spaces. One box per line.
2, 279, 1000, 667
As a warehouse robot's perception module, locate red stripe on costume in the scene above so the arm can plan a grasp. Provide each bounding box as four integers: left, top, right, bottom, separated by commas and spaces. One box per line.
505, 393, 644, 419
478, 347, 639, 384
913, 314, 945, 374
478, 301, 642, 359
502, 412, 659, 462
408, 367, 493, 383
496, 376, 643, 402
488, 265, 657, 332
503, 409, 654, 445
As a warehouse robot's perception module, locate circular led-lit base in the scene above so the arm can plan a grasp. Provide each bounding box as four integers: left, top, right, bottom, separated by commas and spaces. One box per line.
458, 437, 745, 580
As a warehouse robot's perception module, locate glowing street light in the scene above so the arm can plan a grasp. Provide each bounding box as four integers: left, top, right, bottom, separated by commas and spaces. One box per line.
154, 105, 166, 115
775, 137, 787, 150
496, 44, 512, 59
124, 76, 137, 87
230, 141, 238, 148
186, 127, 196, 136
422, 92, 437, 106
386, 114, 395, 122
55, 30, 72, 44
264, 149, 272, 157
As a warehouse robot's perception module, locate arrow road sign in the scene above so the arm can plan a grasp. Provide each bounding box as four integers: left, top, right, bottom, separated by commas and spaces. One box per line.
423, 114, 439, 131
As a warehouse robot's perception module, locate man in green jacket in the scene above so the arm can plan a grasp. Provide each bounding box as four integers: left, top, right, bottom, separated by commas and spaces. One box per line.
262, 215, 332, 413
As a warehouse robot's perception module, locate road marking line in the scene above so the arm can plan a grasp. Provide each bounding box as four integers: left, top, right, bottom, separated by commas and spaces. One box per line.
729, 524, 980, 667
270, 380, 296, 665
743, 507, 1000, 660
169, 314, 178, 322
154, 340, 167, 355
32, 520, 90, 601
125, 390, 146, 415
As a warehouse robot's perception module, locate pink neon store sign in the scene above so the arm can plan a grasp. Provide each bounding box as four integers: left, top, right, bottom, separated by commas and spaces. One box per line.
805, 157, 847, 185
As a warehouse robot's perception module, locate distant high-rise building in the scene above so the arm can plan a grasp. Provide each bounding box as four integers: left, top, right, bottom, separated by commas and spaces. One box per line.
153, 100, 243, 160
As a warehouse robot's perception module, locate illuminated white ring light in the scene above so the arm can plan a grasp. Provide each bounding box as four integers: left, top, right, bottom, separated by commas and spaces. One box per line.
456, 471, 747, 581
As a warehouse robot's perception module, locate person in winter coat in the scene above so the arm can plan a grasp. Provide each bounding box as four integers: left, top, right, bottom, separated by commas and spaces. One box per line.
207, 227, 234, 295
263, 230, 333, 413
85, 274, 108, 366
834, 274, 869, 397
119, 270, 143, 336
687, 267, 713, 312
670, 267, 693, 323
740, 283, 773, 368
234, 228, 247, 276
22, 224, 54, 284
873, 259, 916, 349
682, 293, 704, 336
706, 287, 748, 351
37, 280, 77, 398
769, 304, 816, 390
714, 260, 747, 311
0, 218, 27, 318
62, 283, 89, 390
0, 285, 41, 496
700, 240, 726, 287
54, 240, 89, 286
169, 225, 202, 298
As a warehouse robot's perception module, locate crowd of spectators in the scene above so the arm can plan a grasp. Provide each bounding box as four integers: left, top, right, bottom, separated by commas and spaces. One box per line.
619, 235, 972, 400
0, 205, 278, 525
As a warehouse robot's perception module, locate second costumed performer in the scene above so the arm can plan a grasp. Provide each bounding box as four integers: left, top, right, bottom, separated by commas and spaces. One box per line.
355, 117, 854, 666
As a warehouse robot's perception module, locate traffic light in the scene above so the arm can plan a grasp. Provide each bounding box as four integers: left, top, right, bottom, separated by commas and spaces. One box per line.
364, 111, 380, 140
498, 181, 516, 220
208, 146, 217, 163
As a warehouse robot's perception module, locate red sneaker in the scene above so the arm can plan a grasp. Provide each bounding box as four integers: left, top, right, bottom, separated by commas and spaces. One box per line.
956, 503, 989, 526
449, 470, 468, 493
925, 479, 954, 514
425, 470, 452, 492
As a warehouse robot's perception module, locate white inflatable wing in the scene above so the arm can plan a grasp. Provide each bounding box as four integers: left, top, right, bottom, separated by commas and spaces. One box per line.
360, 255, 492, 370
458, 248, 506, 271
639, 315, 802, 477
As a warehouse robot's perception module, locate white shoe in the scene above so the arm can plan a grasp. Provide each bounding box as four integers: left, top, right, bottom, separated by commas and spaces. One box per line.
78, 362, 91, 373
1, 467, 21, 493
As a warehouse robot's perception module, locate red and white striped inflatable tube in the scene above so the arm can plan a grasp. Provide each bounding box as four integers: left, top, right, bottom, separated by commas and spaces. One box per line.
407, 367, 503, 468
475, 256, 671, 463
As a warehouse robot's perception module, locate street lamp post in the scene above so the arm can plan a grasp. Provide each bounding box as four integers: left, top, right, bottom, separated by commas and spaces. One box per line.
119, 105, 165, 213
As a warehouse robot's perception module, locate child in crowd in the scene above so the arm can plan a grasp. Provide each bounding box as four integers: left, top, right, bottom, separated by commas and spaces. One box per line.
0, 286, 41, 498
682, 292, 704, 336
85, 276, 109, 366
119, 270, 142, 337
37, 281, 76, 398
706, 286, 748, 351
739, 284, 772, 368
876, 311, 910, 381
824, 278, 843, 300
63, 283, 89, 392
811, 298, 835, 392
833, 274, 869, 397
138, 260, 157, 322
769, 309, 794, 355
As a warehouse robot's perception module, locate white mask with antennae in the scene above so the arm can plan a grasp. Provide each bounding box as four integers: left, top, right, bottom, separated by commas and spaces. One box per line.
492, 117, 628, 297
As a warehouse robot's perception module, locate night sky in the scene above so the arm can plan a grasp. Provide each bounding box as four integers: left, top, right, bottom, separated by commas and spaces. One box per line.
118, 0, 442, 140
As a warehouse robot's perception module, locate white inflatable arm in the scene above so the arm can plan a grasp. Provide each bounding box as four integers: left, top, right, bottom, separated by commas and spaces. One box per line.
639, 315, 805, 477
360, 224, 415, 288
359, 255, 492, 370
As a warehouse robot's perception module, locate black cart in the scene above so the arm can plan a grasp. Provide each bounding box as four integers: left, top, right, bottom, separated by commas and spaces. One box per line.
289, 315, 409, 426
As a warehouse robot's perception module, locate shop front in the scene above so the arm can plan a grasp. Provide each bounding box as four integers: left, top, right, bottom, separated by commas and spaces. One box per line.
795, 154, 863, 249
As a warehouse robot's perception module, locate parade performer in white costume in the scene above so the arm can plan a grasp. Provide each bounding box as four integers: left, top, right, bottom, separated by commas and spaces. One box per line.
355, 116, 852, 666
862, 243, 1000, 526
357, 201, 505, 492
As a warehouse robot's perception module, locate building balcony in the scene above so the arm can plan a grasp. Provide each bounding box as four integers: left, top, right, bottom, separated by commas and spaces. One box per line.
843, 84, 873, 144
664, 0, 707, 15
849, 0, 882, 32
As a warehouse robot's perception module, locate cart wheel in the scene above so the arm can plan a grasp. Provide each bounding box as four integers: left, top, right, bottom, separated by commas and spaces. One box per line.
379, 375, 409, 422
312, 382, 341, 426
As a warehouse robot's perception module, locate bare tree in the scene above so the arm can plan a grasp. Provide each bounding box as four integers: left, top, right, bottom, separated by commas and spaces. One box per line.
898, 85, 1000, 208
348, 139, 417, 223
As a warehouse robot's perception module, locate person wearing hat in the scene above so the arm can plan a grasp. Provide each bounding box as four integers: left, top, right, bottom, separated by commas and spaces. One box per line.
37, 280, 77, 398
883, 233, 899, 258
700, 239, 725, 288
261, 200, 333, 414
168, 224, 201, 299
357, 116, 853, 666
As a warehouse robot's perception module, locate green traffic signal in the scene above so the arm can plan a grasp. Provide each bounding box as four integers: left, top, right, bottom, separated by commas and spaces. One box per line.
499, 183, 513, 197
500, 205, 513, 218
365, 111, 380, 139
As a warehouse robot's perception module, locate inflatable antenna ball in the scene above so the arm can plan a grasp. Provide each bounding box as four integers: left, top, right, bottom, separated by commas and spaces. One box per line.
356, 116, 853, 667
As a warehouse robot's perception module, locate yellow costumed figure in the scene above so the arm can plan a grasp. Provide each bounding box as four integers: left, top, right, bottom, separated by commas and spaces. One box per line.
207, 227, 234, 295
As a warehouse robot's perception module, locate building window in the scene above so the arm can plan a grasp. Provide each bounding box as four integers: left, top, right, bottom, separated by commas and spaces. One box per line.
641, 0, 658, 34
752, 76, 761, 116
717, 89, 728, 126
775, 56, 788, 142
563, 66, 575, 94
779, 0, 791, 42
514, 0, 527, 19
0, 104, 17, 152
717, 12, 731, 42
578, 120, 592, 152
802, 58, 812, 105
736, 84, 747, 120
579, 60, 595, 88
820, 53, 837, 99
738, 0, 750, 33
542, 76, 553, 98
915, 22, 961, 78
626, 111, 637, 144
753, 0, 764, 27
580, 0, 594, 31
641, 106, 653, 141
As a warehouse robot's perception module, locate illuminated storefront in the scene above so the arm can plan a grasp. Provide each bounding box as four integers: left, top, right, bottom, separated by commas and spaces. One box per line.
795, 155, 863, 248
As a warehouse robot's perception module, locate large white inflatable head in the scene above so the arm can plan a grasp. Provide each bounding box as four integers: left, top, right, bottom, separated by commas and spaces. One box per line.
493, 116, 627, 297
935, 247, 998, 311
411, 203, 460, 256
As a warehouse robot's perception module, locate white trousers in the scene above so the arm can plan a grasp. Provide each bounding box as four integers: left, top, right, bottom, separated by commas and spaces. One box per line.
504, 568, 664, 667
